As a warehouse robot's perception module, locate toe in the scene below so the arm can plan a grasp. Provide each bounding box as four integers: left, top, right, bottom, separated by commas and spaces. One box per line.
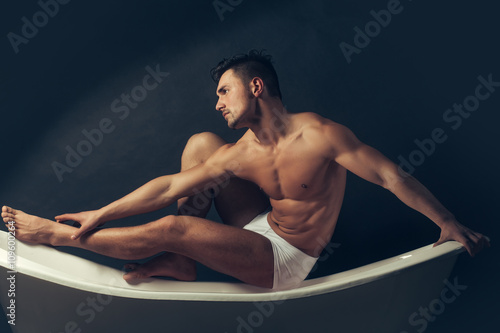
123, 270, 147, 284
124, 270, 142, 279
4, 206, 19, 216
2, 213, 15, 222
123, 263, 154, 281
123, 263, 140, 272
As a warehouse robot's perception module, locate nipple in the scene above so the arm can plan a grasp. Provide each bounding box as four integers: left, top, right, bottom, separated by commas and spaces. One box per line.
301, 184, 308, 189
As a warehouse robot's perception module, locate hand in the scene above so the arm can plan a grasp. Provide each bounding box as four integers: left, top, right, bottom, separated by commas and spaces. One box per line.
55, 210, 103, 240
434, 219, 490, 256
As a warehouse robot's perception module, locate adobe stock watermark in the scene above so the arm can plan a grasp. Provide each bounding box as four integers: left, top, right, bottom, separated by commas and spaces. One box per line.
213, 0, 244, 22
51, 63, 170, 183
7, 0, 72, 54
5, 221, 18, 326
226, 240, 340, 333
398, 73, 499, 177
339, 0, 408, 64
400, 276, 467, 333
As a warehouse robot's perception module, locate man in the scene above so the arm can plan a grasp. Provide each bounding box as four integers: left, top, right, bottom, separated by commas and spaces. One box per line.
2, 50, 489, 290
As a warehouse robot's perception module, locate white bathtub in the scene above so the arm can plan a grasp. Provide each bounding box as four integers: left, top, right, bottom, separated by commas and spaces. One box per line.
0, 230, 464, 333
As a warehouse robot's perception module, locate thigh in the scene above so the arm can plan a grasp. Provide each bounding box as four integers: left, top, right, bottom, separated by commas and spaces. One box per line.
171, 215, 274, 288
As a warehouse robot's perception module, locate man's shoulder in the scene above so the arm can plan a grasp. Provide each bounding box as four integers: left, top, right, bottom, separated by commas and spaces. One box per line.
293, 112, 349, 136
293, 113, 359, 158
293, 111, 326, 123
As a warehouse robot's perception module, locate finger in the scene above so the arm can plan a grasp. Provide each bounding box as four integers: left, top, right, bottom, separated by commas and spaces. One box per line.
433, 235, 448, 247
475, 239, 485, 255
469, 231, 481, 242
470, 234, 489, 255
484, 235, 491, 247
475, 236, 489, 253
450, 230, 474, 256
477, 234, 491, 248
55, 213, 75, 223
71, 227, 89, 240
463, 238, 474, 257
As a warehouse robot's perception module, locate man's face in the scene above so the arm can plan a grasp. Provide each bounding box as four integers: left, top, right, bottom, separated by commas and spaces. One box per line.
215, 69, 254, 129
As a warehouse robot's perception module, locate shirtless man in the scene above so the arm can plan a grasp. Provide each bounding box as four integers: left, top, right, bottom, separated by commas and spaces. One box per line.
2, 51, 489, 290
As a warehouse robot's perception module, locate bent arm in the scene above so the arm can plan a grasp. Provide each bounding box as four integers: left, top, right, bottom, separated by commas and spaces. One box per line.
327, 123, 489, 255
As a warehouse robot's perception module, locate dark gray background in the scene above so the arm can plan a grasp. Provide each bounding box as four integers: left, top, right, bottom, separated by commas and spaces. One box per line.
1, 0, 498, 332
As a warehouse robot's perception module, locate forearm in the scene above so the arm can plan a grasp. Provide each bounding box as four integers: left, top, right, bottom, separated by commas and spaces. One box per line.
331, 127, 488, 256
96, 175, 176, 223
385, 171, 456, 228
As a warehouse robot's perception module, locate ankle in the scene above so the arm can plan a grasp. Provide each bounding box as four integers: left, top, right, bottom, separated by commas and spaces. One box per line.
48, 224, 72, 246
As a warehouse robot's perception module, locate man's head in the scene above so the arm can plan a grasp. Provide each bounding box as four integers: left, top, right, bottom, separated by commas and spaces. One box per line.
211, 50, 282, 101
211, 50, 282, 129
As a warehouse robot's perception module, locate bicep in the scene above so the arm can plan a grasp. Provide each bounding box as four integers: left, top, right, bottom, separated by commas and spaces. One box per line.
330, 125, 398, 187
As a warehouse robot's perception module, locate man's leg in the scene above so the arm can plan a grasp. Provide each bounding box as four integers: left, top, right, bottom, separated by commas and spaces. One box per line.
124, 132, 270, 281
2, 132, 271, 285
2, 206, 274, 288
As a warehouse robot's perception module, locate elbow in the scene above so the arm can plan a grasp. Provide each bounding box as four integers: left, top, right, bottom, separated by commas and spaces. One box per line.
158, 177, 175, 206
160, 186, 175, 206
381, 165, 411, 191
381, 178, 397, 191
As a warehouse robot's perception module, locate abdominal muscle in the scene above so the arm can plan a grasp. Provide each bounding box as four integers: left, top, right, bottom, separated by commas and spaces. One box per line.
266, 177, 345, 257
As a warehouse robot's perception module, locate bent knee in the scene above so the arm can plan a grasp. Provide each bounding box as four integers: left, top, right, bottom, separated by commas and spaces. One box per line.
183, 132, 226, 162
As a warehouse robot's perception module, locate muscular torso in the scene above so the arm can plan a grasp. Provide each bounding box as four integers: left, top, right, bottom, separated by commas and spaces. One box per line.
228, 113, 346, 257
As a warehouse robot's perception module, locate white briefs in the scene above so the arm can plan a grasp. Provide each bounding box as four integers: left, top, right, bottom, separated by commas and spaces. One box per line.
243, 210, 319, 291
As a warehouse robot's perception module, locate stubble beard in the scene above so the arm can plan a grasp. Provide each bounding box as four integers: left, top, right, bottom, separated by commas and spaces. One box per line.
227, 92, 255, 130
228, 116, 241, 130
227, 110, 245, 130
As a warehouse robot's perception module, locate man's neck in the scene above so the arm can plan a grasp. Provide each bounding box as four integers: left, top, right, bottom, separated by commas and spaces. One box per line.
248, 100, 290, 146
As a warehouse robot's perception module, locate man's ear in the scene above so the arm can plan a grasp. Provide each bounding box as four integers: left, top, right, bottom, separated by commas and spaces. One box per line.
250, 77, 264, 97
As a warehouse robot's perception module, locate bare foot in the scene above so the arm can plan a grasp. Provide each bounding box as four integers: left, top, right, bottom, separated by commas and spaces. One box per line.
2, 206, 74, 245
123, 252, 197, 284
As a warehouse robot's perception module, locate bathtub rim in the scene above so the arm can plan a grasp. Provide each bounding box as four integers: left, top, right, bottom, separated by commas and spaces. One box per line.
0, 230, 465, 302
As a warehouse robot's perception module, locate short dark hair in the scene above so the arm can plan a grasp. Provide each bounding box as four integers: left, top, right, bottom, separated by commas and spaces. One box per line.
210, 50, 282, 100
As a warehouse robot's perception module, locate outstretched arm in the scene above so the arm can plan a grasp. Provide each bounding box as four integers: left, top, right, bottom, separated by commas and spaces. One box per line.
56, 144, 234, 240
327, 123, 490, 256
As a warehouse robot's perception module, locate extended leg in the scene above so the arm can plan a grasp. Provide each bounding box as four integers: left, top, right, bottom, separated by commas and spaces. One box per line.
2, 206, 274, 288
2, 133, 271, 285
